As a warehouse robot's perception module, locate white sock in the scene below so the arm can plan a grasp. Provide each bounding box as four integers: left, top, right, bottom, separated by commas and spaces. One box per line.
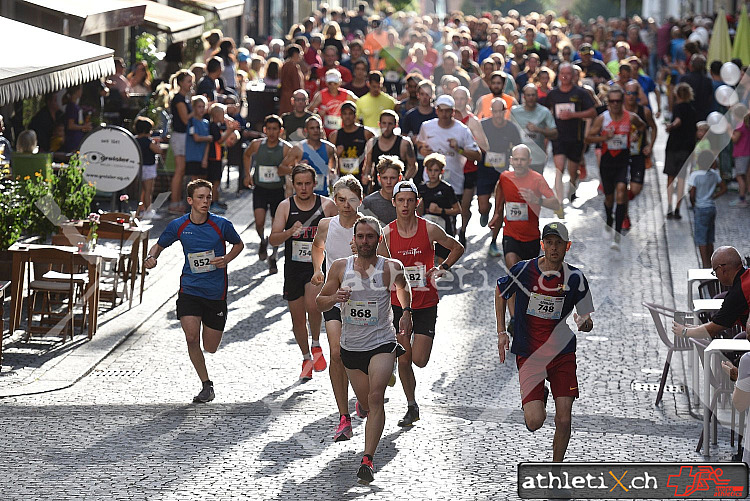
311, 340, 321, 348
303, 352, 312, 360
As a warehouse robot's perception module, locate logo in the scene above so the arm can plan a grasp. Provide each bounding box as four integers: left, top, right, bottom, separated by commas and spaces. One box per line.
400, 248, 421, 256
666, 465, 740, 497
216, 312, 224, 317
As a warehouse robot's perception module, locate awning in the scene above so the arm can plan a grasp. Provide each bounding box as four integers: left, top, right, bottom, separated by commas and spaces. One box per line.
0, 17, 115, 106
21, 0, 147, 36
175, 0, 244, 20
141, 1, 205, 42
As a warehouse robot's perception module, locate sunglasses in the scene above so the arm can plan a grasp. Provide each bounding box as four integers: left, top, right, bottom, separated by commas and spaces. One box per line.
608, 99, 623, 103
625, 91, 637, 95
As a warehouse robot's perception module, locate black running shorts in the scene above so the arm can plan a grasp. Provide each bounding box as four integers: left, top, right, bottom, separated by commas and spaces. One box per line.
176, 292, 228, 331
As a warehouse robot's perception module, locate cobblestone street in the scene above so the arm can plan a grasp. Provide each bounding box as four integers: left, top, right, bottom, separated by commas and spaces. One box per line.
0, 138, 724, 499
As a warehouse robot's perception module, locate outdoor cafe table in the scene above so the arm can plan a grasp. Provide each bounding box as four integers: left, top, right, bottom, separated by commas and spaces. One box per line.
693, 299, 725, 316
7, 243, 119, 339
59, 220, 153, 307
687, 268, 717, 311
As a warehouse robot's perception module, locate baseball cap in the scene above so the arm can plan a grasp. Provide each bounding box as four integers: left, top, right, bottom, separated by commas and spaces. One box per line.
435, 95, 455, 109
325, 70, 342, 83
579, 43, 594, 55
237, 48, 250, 62
340, 101, 356, 112
392, 180, 419, 198
542, 222, 569, 242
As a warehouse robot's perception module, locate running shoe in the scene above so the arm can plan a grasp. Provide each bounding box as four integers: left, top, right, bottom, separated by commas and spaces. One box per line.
579, 165, 587, 180
355, 400, 369, 419
268, 257, 278, 275
300, 359, 313, 380
673, 208, 682, 220
621, 216, 631, 232
730, 199, 749, 208
334, 415, 352, 442
312, 346, 327, 372
666, 211, 674, 219
479, 212, 489, 227
488, 242, 501, 257
209, 203, 226, 215
568, 192, 577, 203
397, 404, 420, 427
357, 456, 374, 485
610, 240, 621, 251
597, 183, 604, 194
193, 384, 215, 403
258, 238, 268, 261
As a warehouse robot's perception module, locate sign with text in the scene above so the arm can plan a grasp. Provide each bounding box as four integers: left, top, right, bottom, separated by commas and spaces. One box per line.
80, 126, 142, 193
518, 462, 748, 499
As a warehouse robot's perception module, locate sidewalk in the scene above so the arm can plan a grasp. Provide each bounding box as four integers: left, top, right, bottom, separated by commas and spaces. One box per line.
0, 177, 257, 398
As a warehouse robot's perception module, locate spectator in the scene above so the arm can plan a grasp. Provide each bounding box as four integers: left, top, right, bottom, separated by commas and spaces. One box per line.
687, 149, 726, 267
128, 61, 152, 94
168, 69, 194, 213
731, 112, 750, 207
28, 93, 62, 152
214, 38, 238, 92
279, 44, 305, 115
196, 57, 224, 104
63, 86, 92, 153
678, 54, 713, 121
323, 21, 345, 58
202, 29, 223, 63
263, 58, 282, 88
664, 82, 697, 220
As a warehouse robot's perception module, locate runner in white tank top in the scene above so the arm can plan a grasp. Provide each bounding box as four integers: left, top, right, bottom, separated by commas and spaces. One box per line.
316, 216, 412, 485
312, 175, 390, 443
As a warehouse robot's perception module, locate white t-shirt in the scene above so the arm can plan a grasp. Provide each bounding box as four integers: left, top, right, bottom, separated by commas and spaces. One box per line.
736, 352, 750, 465
417, 118, 479, 195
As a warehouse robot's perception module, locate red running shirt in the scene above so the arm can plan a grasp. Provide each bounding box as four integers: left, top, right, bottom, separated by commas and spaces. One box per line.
388, 217, 439, 309
498, 170, 555, 243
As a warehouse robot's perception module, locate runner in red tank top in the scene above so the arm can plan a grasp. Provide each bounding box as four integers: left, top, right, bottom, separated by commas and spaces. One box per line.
308, 69, 357, 139
384, 180, 464, 427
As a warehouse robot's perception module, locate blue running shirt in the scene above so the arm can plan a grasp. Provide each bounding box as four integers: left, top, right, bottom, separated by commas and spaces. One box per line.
158, 213, 242, 300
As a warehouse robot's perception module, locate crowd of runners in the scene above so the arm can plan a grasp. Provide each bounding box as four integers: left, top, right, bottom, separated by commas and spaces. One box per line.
132, 4, 750, 486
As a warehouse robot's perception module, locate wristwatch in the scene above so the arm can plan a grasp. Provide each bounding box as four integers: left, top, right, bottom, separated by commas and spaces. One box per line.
403, 307, 414, 314
439, 263, 451, 271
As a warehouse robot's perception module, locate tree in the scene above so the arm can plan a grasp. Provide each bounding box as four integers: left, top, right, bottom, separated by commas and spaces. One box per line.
572, 0, 643, 20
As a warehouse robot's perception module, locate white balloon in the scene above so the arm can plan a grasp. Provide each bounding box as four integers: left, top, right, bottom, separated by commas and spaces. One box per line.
721, 62, 741, 86
715, 85, 739, 107
707, 111, 728, 134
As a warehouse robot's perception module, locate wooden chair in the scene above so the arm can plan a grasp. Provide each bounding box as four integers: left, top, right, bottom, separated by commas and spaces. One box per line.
26, 248, 83, 341
92, 221, 129, 308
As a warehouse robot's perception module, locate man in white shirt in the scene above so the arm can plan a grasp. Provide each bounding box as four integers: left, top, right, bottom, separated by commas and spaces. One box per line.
415, 95, 481, 198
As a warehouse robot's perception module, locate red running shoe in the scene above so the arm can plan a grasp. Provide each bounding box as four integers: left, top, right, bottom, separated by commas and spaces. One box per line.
312, 346, 327, 372
357, 456, 374, 485
300, 359, 313, 380
579, 165, 587, 180
622, 215, 631, 231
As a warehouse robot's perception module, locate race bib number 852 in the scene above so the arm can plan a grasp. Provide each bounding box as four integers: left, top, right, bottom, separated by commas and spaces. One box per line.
188, 250, 216, 274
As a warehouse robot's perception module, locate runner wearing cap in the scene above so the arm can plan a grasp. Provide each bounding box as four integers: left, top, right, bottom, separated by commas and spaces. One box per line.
495, 221, 594, 462
585, 86, 645, 250
385, 179, 465, 427
309, 69, 357, 139
269, 164, 337, 380
329, 101, 374, 183
416, 94, 481, 205
316, 215, 412, 485
572, 43, 611, 85
489, 144, 560, 333
280, 115, 338, 197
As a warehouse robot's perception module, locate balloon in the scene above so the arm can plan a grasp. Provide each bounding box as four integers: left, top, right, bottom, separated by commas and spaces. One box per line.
720, 62, 741, 86
707, 111, 728, 134
715, 85, 739, 107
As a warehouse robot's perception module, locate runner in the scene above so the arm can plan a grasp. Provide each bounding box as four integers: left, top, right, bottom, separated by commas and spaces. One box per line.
280, 115, 338, 197
329, 101, 374, 183
269, 164, 337, 380
385, 180, 465, 427
243, 114, 292, 274
362, 110, 416, 191
144, 179, 244, 403
362, 155, 403, 225
489, 144, 560, 334
417, 153, 461, 264
510, 83, 558, 175
316, 216, 413, 484
623, 79, 657, 231
311, 176, 389, 442
585, 86, 645, 250
356, 71, 397, 129
544, 63, 596, 213
401, 80, 437, 182
281, 90, 313, 144
475, 71, 517, 120
308, 69, 357, 139
479, 98, 522, 257
495, 222, 594, 462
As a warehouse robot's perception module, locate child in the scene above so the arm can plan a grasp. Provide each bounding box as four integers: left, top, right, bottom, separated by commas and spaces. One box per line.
206, 103, 240, 214
694, 121, 711, 162
687, 149, 727, 268
185, 96, 212, 200
134, 117, 163, 219
730, 112, 750, 207
417, 153, 460, 264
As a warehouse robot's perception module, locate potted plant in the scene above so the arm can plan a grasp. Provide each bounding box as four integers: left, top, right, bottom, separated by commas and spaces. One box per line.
0, 174, 28, 279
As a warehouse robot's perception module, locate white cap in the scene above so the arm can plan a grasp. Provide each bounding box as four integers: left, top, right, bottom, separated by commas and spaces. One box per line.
435, 95, 455, 109
325, 69, 342, 83
392, 180, 419, 198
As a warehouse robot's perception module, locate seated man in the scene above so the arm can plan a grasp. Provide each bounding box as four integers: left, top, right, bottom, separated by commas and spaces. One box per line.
673, 246, 749, 339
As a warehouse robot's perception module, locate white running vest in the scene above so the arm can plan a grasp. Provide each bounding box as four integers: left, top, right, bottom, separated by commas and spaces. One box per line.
325, 215, 355, 274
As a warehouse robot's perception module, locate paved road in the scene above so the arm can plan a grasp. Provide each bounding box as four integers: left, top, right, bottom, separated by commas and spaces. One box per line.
0, 145, 711, 500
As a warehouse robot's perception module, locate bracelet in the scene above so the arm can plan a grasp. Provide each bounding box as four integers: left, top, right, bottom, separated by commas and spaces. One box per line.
498, 331, 508, 335
146, 255, 156, 261
681, 326, 688, 337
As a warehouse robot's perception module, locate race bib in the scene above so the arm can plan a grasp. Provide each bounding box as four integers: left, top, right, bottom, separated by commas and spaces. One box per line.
324, 114, 342, 130
315, 172, 326, 193
506, 202, 529, 221
554, 103, 575, 119
258, 165, 280, 183
340, 157, 359, 175
526, 292, 564, 320
629, 134, 641, 155
188, 250, 216, 274
385, 71, 401, 82
607, 134, 627, 150
524, 130, 540, 142
485, 151, 506, 171
404, 264, 426, 288
344, 300, 379, 326
424, 213, 447, 230
292, 240, 313, 262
